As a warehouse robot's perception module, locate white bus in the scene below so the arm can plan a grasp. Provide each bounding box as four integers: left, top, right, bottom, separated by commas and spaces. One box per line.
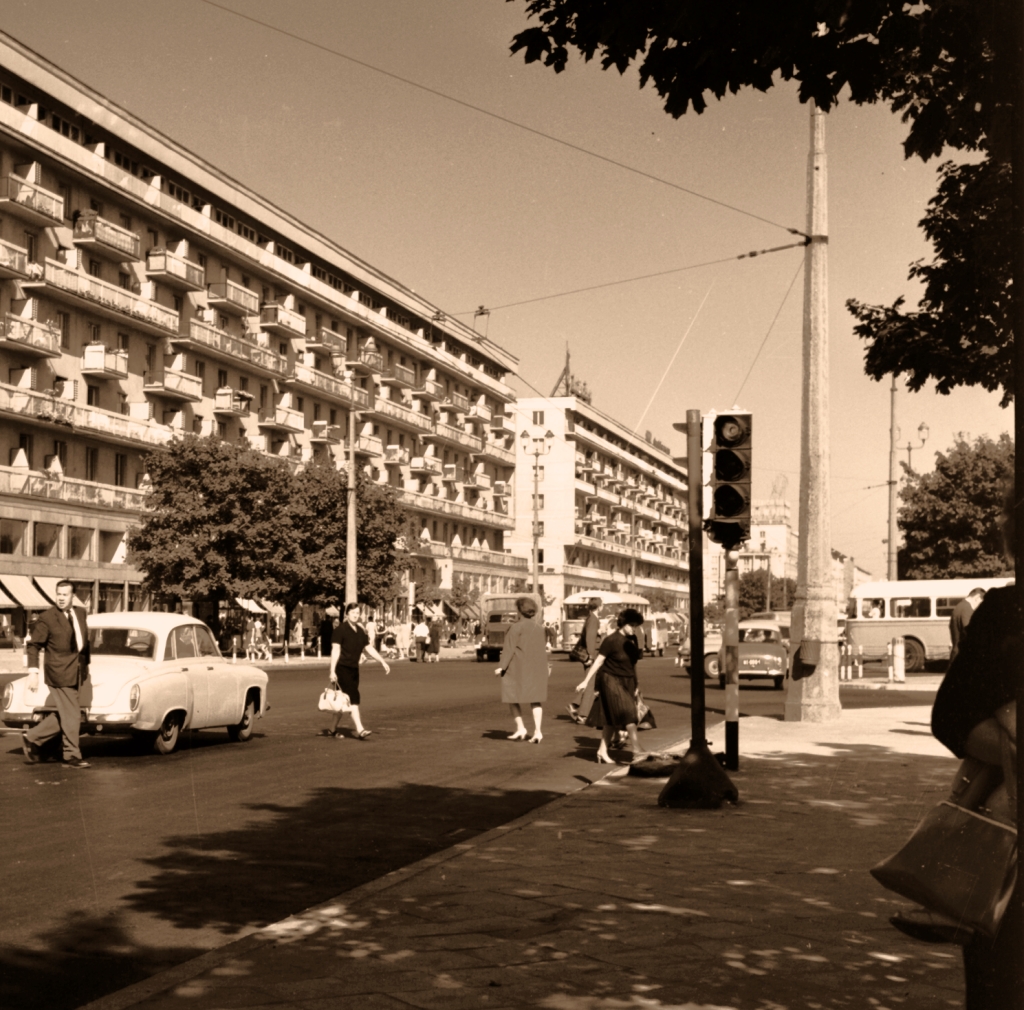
845, 577, 1013, 671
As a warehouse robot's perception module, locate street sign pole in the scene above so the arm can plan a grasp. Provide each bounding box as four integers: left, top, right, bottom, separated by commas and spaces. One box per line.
723, 549, 740, 770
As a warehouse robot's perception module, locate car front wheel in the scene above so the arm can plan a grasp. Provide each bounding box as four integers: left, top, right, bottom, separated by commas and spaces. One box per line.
228, 697, 256, 742
153, 713, 181, 755
704, 653, 719, 677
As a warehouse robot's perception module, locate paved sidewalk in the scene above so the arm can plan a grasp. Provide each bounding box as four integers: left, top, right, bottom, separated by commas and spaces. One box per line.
79, 704, 965, 1010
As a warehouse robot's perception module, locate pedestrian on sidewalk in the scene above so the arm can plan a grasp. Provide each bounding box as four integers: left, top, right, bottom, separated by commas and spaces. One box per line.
427, 617, 441, 663
326, 602, 391, 739
929, 492, 1018, 1008
412, 616, 429, 662
21, 579, 91, 769
567, 597, 602, 723
575, 607, 646, 764
495, 596, 549, 743
948, 586, 985, 665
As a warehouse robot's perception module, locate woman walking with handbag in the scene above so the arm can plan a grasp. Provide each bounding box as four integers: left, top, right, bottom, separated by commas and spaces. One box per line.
575, 608, 646, 763
324, 603, 391, 739
495, 596, 549, 742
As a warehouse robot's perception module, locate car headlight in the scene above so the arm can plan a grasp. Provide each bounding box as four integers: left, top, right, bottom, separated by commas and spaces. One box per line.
2, 682, 12, 711
129, 684, 140, 711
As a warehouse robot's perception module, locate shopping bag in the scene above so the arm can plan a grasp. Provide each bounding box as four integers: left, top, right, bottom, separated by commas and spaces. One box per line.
636, 691, 656, 730
318, 688, 351, 713
569, 632, 590, 664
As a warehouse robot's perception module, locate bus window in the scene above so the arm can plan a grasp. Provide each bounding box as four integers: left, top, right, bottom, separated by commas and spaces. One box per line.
893, 597, 931, 618
936, 597, 960, 618
861, 599, 885, 618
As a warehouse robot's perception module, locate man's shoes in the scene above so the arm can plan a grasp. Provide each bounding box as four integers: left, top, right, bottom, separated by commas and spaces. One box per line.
890, 908, 974, 945
21, 732, 39, 764
64, 757, 91, 769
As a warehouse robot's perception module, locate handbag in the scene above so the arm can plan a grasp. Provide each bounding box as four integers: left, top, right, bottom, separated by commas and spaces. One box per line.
318, 688, 351, 713
569, 631, 590, 664
636, 690, 656, 730
870, 759, 1017, 938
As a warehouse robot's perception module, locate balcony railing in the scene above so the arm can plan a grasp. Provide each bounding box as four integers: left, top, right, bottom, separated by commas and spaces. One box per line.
413, 540, 528, 569
0, 464, 149, 511
0, 313, 61, 358
260, 302, 307, 337
310, 421, 344, 444
384, 445, 411, 466
207, 279, 259, 316
0, 174, 63, 224
73, 213, 142, 260
394, 487, 516, 530
144, 368, 203, 402
368, 394, 432, 430
146, 249, 205, 290
423, 421, 482, 452
0, 383, 174, 448
177, 319, 287, 377
26, 259, 179, 335
213, 388, 252, 417
468, 401, 493, 423
475, 436, 515, 465
81, 343, 129, 379
306, 327, 347, 356
413, 377, 444, 400
257, 404, 305, 432
409, 455, 443, 476
379, 362, 415, 387
347, 346, 383, 373
287, 362, 370, 408
350, 434, 384, 457
440, 390, 470, 413
0, 236, 29, 279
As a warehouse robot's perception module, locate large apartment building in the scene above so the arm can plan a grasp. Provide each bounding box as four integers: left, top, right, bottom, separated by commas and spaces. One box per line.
509, 397, 689, 621
0, 32, 526, 635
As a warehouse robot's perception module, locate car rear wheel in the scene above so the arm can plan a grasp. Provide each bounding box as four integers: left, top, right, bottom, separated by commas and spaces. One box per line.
153, 713, 181, 755
228, 697, 256, 742
703, 653, 719, 677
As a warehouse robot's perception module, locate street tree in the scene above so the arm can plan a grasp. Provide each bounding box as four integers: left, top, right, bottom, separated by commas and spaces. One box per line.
508, 1, 1014, 398
898, 433, 1014, 579
128, 435, 298, 636
738, 569, 797, 620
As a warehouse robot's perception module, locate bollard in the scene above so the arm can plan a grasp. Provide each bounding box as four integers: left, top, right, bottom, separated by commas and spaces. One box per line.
893, 636, 905, 683
839, 644, 847, 680
856, 644, 863, 678
887, 640, 894, 682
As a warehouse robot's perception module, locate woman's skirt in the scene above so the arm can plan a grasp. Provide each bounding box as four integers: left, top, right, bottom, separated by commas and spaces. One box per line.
334, 664, 361, 706
586, 671, 638, 729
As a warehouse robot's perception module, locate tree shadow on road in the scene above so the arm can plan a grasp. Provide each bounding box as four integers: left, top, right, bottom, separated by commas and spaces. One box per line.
0, 780, 560, 1010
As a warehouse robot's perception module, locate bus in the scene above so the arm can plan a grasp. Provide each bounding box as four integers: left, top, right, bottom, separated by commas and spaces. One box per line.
845, 577, 1013, 671
475, 592, 543, 663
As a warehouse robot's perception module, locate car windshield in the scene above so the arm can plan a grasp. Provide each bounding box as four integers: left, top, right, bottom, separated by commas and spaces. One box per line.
89, 627, 157, 659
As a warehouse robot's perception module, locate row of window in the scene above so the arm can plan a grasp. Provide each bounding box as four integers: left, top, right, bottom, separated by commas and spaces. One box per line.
10, 434, 131, 485
0, 516, 126, 561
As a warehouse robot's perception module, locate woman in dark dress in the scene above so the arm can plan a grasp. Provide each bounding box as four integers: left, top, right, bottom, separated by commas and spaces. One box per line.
930, 496, 1018, 1009
575, 608, 645, 763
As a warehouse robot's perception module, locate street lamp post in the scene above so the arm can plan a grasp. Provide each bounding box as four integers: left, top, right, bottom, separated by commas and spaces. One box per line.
519, 428, 554, 596
903, 421, 930, 470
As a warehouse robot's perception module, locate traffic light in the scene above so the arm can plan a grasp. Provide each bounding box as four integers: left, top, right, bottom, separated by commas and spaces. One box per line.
703, 411, 752, 548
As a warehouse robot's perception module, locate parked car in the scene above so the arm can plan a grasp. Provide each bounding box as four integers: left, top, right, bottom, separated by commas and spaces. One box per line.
1, 612, 268, 755
716, 618, 789, 690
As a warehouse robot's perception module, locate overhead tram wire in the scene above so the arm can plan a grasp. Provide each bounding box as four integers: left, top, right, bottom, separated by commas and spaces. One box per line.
452, 240, 806, 317
197, 0, 806, 239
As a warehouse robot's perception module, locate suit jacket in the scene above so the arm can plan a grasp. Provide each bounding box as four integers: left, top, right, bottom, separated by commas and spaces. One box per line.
27, 605, 90, 688
948, 597, 975, 663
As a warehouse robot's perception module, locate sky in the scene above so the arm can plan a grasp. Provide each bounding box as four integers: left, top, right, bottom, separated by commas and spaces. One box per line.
5, 0, 1010, 577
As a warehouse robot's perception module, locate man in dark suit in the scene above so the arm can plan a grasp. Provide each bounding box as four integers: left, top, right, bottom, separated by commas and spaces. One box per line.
949, 587, 986, 665
22, 579, 91, 768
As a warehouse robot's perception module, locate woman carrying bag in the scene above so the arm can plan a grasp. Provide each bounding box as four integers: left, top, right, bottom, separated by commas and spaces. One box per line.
495, 596, 549, 743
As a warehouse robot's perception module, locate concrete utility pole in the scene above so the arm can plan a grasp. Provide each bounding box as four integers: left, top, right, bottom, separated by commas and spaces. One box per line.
786, 105, 841, 723
345, 407, 357, 604
886, 376, 898, 581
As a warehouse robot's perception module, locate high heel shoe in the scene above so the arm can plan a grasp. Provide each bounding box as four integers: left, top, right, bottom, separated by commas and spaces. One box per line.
529, 733, 543, 744
595, 751, 614, 764
508, 729, 528, 741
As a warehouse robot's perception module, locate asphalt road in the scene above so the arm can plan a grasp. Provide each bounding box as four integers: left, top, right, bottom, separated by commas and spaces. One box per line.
0, 655, 936, 1010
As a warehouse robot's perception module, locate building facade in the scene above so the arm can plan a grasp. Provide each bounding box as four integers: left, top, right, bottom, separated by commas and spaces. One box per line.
0, 32, 526, 635
509, 397, 689, 622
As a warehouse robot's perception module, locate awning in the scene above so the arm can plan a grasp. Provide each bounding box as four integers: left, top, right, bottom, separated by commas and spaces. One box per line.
34, 576, 91, 608
235, 598, 266, 614
563, 590, 650, 606
259, 599, 285, 617
0, 575, 52, 608
0, 583, 18, 607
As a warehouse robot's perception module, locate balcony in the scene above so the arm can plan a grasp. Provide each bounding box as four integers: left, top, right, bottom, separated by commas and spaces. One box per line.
249, 434, 300, 469
0, 236, 30, 279
207, 279, 259, 316
310, 421, 344, 444
24, 259, 179, 337
144, 368, 203, 402
379, 361, 415, 388
468, 400, 493, 423
72, 212, 142, 261
260, 302, 307, 337
492, 481, 508, 497
145, 249, 205, 291
81, 344, 129, 380
412, 540, 528, 570
173, 319, 288, 379
439, 389, 469, 413
409, 455, 442, 477
463, 470, 493, 491
475, 436, 515, 466
257, 404, 304, 433
212, 388, 252, 418
0, 174, 63, 225
442, 464, 465, 484
364, 394, 432, 431
285, 362, 369, 409
346, 344, 383, 375
0, 464, 149, 512
422, 421, 482, 453
306, 327, 347, 356
384, 445, 410, 466
0, 313, 61, 359
350, 434, 383, 458
396, 487, 515, 530
0, 382, 174, 448
412, 376, 444, 401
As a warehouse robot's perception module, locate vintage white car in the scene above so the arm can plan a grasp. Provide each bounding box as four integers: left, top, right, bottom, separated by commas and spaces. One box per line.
1, 612, 268, 755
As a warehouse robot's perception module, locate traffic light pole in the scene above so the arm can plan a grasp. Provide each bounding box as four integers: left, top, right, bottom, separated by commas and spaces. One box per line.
723, 549, 740, 770
659, 410, 737, 809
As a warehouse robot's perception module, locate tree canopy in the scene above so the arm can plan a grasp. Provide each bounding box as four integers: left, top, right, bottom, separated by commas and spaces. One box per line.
898, 433, 1014, 578
509, 0, 1014, 400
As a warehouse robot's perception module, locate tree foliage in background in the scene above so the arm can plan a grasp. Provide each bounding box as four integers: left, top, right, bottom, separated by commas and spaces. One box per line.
509, 1, 1015, 400
898, 434, 1014, 578
129, 438, 409, 635
737, 570, 798, 620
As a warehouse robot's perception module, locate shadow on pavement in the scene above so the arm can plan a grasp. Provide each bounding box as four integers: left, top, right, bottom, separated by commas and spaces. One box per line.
0, 780, 560, 1010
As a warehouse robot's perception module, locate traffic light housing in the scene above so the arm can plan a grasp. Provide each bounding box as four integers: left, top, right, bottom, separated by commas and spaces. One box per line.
703, 412, 752, 548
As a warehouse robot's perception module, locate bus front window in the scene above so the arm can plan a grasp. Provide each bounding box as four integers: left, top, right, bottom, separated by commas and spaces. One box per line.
862, 599, 885, 619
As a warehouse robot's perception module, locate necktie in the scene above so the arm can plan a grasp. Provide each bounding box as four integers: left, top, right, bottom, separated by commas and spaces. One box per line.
67, 611, 77, 652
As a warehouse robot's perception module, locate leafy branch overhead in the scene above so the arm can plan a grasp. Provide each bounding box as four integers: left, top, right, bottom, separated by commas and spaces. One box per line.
509, 1, 1013, 399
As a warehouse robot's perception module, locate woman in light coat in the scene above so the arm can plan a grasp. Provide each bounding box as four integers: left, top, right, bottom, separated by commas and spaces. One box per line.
496, 596, 549, 743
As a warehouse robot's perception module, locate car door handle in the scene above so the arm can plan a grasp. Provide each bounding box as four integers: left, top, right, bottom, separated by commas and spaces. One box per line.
206, 665, 215, 671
